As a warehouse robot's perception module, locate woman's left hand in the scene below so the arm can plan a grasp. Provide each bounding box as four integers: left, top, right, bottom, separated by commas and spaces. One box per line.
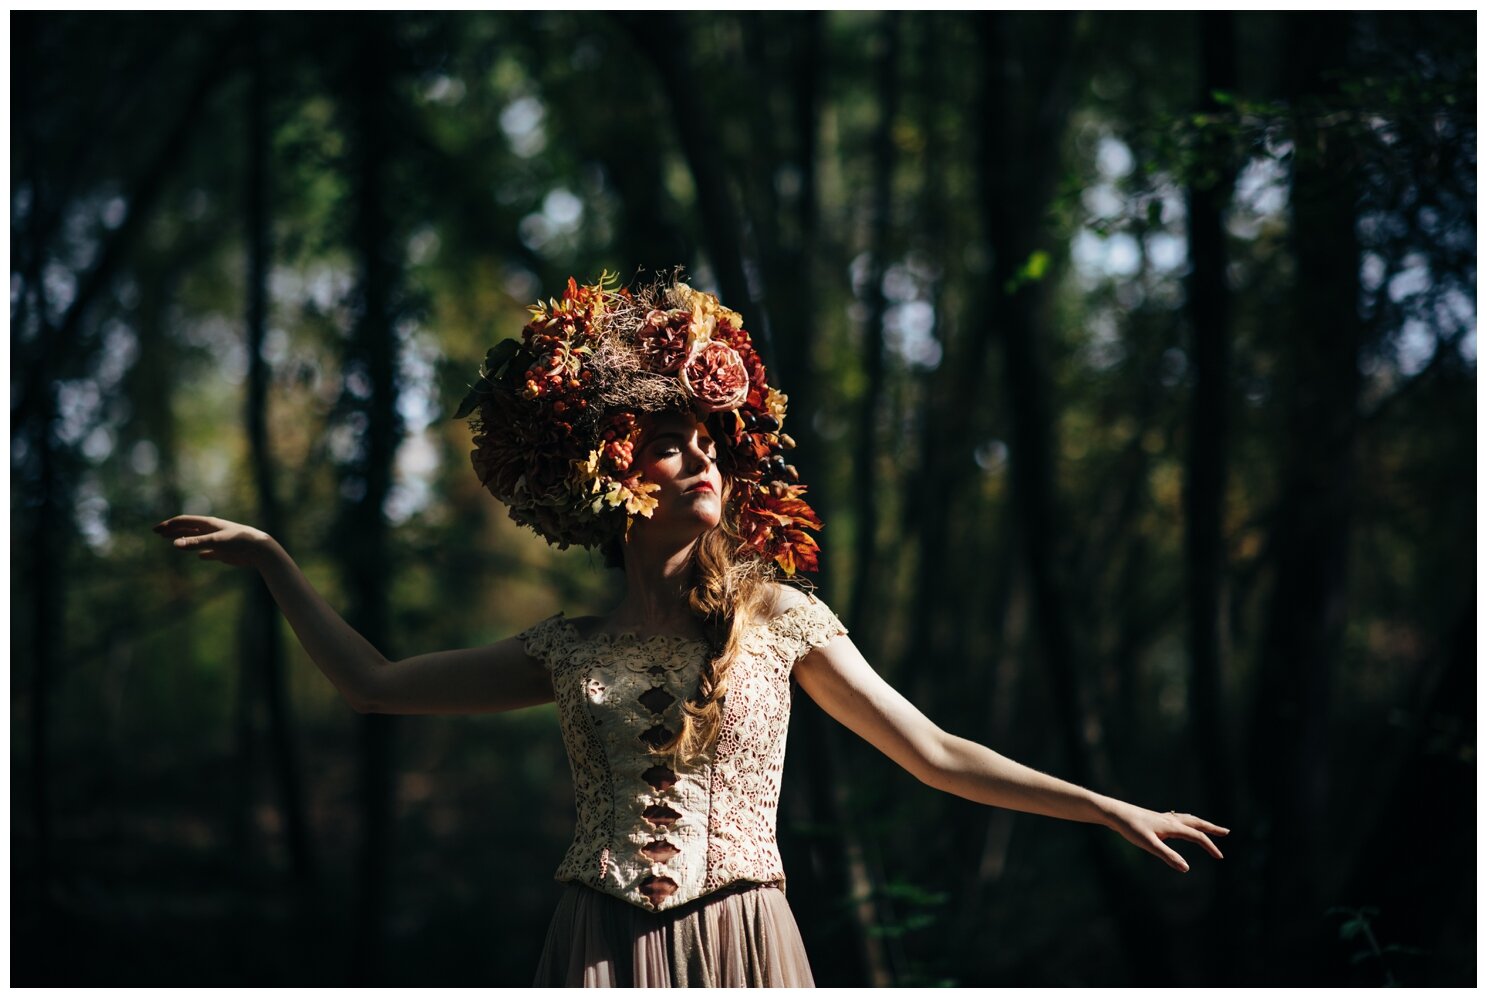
1102, 801, 1229, 872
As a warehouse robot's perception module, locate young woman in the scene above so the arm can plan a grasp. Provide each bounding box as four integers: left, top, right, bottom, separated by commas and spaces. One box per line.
155, 277, 1226, 987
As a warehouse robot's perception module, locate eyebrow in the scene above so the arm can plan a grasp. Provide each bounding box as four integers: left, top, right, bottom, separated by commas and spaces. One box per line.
647, 431, 715, 447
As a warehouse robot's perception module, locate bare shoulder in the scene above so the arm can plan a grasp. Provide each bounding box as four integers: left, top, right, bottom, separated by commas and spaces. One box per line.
761, 581, 819, 619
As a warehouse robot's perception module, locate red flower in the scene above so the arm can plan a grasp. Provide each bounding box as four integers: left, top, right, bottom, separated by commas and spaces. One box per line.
636, 309, 691, 373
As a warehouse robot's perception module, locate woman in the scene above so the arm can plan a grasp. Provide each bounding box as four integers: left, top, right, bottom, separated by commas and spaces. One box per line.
155, 276, 1227, 987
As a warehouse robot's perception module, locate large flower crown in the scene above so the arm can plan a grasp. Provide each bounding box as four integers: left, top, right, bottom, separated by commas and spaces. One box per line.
455, 273, 822, 575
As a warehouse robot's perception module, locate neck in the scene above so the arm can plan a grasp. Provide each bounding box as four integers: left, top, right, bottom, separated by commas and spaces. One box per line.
611, 531, 702, 634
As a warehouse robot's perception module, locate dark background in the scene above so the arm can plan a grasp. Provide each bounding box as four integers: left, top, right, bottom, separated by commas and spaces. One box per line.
11, 11, 1475, 986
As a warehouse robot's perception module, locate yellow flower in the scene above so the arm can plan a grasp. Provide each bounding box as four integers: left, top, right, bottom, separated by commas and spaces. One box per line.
765, 387, 789, 427
676, 283, 744, 330
685, 306, 716, 352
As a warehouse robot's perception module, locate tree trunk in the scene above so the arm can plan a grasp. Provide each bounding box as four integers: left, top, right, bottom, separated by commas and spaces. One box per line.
15, 32, 61, 912
1184, 7, 1238, 825
1183, 9, 1240, 981
243, 21, 315, 890
846, 14, 900, 649
1249, 12, 1361, 978
340, 20, 405, 983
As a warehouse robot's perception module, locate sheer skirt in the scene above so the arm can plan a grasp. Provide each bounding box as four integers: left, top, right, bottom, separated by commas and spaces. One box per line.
533, 881, 815, 988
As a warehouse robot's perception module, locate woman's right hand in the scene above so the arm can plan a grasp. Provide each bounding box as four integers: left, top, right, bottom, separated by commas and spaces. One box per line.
153, 512, 551, 715
154, 514, 276, 569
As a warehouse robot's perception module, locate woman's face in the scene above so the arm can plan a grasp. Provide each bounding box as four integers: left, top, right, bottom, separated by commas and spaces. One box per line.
633, 412, 724, 535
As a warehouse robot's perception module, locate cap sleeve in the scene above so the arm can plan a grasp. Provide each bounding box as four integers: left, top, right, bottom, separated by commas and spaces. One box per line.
515, 613, 569, 671
766, 594, 848, 666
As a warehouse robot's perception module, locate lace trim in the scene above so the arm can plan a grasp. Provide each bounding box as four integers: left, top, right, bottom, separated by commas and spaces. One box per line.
515, 612, 568, 670
764, 596, 849, 664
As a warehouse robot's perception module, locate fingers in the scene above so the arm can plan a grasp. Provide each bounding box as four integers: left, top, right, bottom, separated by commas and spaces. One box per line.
1148, 836, 1190, 873
154, 516, 217, 538
1171, 826, 1224, 861
1155, 813, 1229, 863
1186, 819, 1230, 858
171, 533, 222, 549
1192, 817, 1230, 837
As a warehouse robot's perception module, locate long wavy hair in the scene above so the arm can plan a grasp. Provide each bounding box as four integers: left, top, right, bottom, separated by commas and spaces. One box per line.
603, 481, 778, 764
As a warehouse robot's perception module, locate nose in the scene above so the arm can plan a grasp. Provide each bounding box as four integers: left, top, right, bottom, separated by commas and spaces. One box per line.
685, 440, 713, 472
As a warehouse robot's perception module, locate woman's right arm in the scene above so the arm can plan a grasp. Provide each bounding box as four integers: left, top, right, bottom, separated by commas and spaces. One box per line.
154, 515, 553, 715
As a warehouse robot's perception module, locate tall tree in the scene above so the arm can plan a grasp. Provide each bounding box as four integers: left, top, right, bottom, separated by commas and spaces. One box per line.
241, 19, 315, 890
1182, 9, 1240, 976
1250, 12, 1363, 976
336, 18, 407, 982
846, 14, 900, 652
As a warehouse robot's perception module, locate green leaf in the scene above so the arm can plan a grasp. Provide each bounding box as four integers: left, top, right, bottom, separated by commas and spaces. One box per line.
1004, 250, 1052, 294
1023, 250, 1050, 281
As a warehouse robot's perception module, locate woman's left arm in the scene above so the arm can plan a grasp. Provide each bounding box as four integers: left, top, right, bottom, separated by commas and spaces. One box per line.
793, 633, 1228, 872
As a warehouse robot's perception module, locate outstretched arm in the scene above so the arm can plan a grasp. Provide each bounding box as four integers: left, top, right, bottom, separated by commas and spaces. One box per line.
792, 631, 1227, 872
154, 515, 553, 715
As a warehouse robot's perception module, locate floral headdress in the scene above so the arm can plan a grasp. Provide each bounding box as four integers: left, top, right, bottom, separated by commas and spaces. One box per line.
455, 272, 822, 575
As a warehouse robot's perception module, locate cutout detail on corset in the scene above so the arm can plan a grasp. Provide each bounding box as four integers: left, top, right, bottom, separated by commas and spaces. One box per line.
640, 839, 680, 862
638, 724, 674, 750
642, 803, 682, 828
638, 875, 679, 907
641, 764, 677, 792
638, 686, 676, 714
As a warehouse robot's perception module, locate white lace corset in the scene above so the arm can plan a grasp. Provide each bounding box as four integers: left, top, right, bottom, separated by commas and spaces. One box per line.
518, 595, 847, 912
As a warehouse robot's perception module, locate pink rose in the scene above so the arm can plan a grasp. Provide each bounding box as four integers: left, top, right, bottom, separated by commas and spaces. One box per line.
680, 341, 750, 413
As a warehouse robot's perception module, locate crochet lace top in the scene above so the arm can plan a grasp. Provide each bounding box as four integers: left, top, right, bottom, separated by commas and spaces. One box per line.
518, 594, 848, 912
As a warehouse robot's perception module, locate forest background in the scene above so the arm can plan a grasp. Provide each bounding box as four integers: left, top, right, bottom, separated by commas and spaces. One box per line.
10, 11, 1476, 987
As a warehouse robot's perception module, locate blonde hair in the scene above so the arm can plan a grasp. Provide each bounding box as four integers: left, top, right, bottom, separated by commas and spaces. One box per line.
659, 520, 776, 762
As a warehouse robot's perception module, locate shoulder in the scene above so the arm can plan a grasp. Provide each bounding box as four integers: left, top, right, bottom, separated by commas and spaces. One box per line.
758, 583, 849, 660
762, 581, 817, 617
515, 611, 580, 666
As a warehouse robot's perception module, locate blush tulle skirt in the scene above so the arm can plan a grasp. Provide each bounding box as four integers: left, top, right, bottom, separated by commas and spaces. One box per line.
533, 881, 815, 987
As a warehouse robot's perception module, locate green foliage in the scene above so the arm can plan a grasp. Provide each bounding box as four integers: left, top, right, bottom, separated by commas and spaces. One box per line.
1327, 906, 1426, 986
